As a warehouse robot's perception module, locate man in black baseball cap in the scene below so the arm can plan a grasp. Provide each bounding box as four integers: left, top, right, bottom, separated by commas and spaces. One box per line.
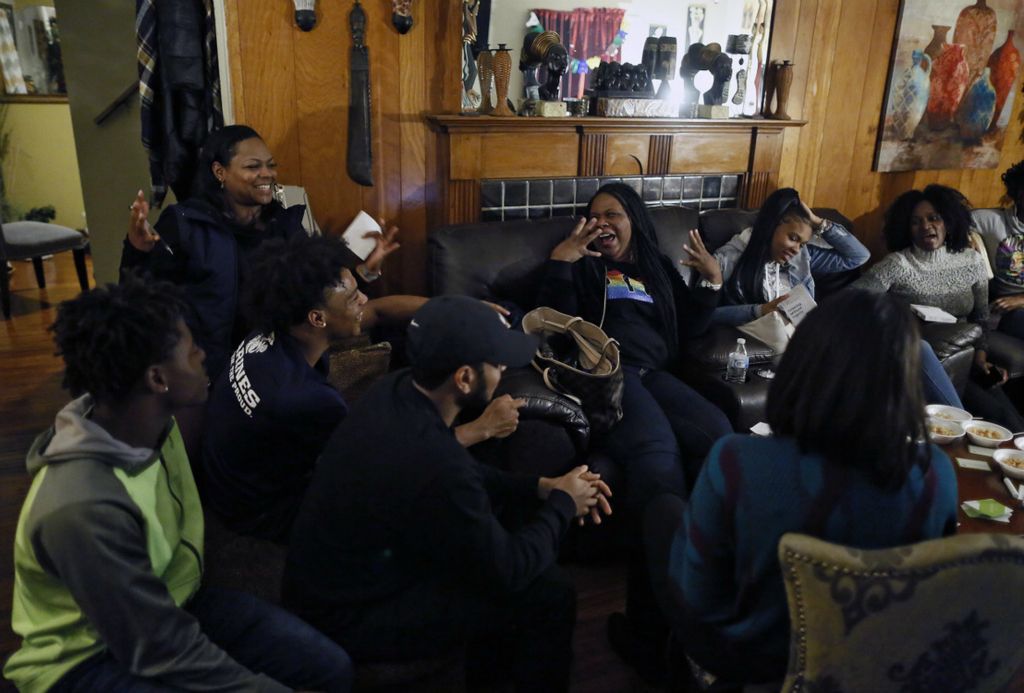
284, 296, 611, 692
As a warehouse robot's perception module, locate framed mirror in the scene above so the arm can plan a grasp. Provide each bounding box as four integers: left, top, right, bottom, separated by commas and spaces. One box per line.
0, 1, 67, 102
464, 0, 774, 117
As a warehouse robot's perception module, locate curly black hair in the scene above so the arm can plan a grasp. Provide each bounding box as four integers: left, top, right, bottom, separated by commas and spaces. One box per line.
883, 184, 972, 254
1002, 160, 1024, 201
242, 233, 353, 335
50, 275, 188, 403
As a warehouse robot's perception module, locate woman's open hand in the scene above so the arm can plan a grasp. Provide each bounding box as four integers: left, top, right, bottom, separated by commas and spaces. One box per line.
992, 294, 1024, 313
127, 189, 160, 253
362, 219, 401, 275
680, 229, 723, 284
798, 198, 825, 230
550, 217, 602, 263
760, 293, 790, 317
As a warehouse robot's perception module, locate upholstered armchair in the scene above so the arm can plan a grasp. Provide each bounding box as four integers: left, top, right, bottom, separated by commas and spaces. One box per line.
777, 532, 1024, 692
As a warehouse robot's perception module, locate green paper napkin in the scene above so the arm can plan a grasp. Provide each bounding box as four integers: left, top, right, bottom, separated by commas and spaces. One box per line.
962, 499, 1010, 519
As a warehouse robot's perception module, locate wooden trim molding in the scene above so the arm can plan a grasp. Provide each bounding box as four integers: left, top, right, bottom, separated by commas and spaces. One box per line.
427, 115, 806, 221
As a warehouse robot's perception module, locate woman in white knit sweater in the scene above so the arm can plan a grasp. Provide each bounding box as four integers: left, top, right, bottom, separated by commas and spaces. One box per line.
856, 184, 1023, 430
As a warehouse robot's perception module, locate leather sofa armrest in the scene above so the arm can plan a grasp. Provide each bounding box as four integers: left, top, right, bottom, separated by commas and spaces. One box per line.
683, 324, 775, 370
919, 321, 983, 361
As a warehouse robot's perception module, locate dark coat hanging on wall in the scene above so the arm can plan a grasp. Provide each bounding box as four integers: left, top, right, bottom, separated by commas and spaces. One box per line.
136, 0, 223, 207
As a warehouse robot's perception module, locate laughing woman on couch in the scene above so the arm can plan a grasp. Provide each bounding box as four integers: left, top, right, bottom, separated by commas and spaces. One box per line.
538, 182, 732, 679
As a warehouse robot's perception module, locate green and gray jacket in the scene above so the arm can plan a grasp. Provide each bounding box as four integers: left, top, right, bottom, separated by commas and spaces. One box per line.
3, 395, 287, 692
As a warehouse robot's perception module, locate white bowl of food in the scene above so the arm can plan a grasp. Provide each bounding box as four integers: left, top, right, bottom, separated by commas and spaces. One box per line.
962, 420, 1013, 448
994, 449, 1024, 481
927, 418, 965, 445
925, 404, 973, 423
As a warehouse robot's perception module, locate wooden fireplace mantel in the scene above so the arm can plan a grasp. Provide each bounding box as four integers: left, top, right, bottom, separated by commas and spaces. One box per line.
427, 114, 807, 224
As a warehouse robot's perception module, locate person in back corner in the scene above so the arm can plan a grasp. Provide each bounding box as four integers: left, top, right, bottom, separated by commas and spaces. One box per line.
282, 296, 611, 693
972, 159, 1024, 341
645, 289, 957, 688
3, 277, 351, 692
537, 182, 732, 683
855, 184, 1023, 430
202, 234, 530, 541
715, 186, 964, 409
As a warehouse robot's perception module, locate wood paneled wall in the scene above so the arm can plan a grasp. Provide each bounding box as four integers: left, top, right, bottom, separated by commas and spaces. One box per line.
225, 0, 1024, 292
224, 0, 460, 294
770, 0, 1024, 255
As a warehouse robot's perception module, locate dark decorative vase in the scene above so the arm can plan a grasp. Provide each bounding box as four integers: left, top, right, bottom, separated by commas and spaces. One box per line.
987, 30, 1021, 129
761, 60, 777, 117
954, 0, 997, 83
927, 43, 969, 129
924, 25, 951, 63
771, 60, 793, 120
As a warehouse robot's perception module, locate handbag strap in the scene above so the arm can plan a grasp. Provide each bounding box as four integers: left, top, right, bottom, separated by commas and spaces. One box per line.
533, 363, 584, 406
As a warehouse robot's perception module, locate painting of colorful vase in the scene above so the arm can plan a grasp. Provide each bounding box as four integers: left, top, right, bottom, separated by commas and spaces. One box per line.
875, 0, 1023, 172
987, 29, 1021, 129
957, 67, 997, 139
927, 43, 970, 129
889, 50, 931, 140
954, 0, 997, 82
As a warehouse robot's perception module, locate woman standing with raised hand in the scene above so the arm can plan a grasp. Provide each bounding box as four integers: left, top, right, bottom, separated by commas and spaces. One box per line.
121, 125, 401, 380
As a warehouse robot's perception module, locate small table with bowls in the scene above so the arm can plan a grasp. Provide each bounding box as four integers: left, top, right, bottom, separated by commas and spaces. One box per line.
928, 404, 1024, 535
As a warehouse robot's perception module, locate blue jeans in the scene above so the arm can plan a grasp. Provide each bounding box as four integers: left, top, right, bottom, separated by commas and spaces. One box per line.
920, 340, 963, 408
52, 587, 352, 692
999, 308, 1024, 340
602, 366, 733, 511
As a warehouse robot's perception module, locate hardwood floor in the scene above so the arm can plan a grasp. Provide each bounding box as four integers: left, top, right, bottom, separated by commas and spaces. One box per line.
0, 253, 654, 691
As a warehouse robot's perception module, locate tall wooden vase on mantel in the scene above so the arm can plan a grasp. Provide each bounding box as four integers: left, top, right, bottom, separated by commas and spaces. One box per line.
490, 44, 516, 116
954, 0, 997, 83
770, 61, 793, 120
477, 47, 494, 115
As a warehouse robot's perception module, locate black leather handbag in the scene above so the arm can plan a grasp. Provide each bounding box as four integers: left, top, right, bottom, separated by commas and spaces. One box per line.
522, 307, 624, 433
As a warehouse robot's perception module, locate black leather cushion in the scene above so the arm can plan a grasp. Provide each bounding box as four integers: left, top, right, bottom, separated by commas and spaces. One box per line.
919, 321, 983, 361
684, 324, 775, 369
647, 205, 702, 265
429, 217, 577, 305
697, 208, 759, 252
988, 330, 1024, 380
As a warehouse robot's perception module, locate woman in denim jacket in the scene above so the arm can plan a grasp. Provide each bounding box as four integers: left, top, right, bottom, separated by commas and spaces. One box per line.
712, 187, 869, 326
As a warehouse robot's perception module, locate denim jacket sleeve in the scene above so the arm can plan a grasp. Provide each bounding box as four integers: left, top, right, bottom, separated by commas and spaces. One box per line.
712, 302, 761, 326
806, 220, 870, 274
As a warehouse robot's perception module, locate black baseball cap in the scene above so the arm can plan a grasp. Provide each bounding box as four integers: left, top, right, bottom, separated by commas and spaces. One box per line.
407, 296, 538, 372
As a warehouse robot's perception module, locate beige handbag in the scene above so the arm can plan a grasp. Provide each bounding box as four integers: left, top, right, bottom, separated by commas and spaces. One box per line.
521, 307, 624, 432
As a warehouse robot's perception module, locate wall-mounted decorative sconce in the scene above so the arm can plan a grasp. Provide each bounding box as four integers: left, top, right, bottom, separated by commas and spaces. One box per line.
293, 0, 316, 31
392, 0, 413, 34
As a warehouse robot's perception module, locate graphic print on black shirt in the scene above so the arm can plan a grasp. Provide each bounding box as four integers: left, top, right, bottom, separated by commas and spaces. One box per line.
603, 261, 669, 370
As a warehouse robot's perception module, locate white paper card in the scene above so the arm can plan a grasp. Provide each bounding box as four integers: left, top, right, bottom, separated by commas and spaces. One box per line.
910, 304, 957, 323
341, 211, 382, 261
749, 422, 772, 437
968, 445, 995, 457
956, 457, 991, 471
777, 284, 817, 326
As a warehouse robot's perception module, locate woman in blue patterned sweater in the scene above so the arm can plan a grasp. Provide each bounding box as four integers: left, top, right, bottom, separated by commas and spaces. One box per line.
645, 289, 958, 685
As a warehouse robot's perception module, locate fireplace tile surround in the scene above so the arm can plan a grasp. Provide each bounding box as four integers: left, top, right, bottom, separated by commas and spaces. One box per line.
481, 174, 741, 222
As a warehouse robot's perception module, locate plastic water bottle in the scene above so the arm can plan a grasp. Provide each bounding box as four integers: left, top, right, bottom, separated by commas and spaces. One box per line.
725, 338, 749, 383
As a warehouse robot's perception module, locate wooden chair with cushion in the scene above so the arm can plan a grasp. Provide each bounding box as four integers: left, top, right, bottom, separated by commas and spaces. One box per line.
0, 220, 90, 318
778, 532, 1024, 692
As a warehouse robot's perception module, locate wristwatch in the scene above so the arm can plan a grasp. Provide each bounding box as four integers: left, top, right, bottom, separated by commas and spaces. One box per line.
698, 278, 723, 291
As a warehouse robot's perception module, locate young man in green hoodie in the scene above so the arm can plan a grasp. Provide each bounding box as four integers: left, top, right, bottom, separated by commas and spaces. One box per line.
4, 277, 351, 692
